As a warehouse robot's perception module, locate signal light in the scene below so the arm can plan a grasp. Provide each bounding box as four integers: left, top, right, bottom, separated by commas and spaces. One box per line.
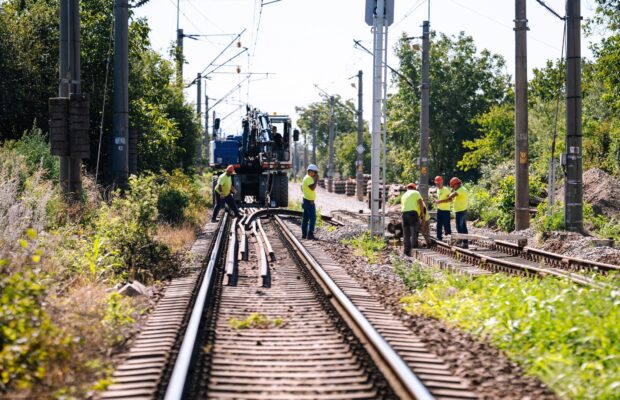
236, 66, 241, 73
237, 41, 241, 48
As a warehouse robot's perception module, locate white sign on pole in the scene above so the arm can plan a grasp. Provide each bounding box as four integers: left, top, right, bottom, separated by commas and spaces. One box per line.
365, 0, 395, 26
356, 145, 365, 154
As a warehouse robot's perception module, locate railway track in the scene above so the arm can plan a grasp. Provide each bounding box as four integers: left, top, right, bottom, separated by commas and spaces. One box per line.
101, 209, 478, 399
332, 208, 617, 287
411, 233, 619, 287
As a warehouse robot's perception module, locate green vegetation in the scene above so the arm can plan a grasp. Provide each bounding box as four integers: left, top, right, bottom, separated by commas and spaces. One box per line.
391, 256, 435, 291
229, 313, 284, 329
401, 273, 620, 399
0, 131, 211, 397
342, 232, 386, 264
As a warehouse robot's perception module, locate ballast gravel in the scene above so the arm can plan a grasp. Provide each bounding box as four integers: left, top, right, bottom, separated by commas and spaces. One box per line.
311, 226, 557, 400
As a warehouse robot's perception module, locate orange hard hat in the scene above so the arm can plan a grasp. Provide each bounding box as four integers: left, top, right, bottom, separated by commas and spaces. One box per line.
226, 165, 237, 174
449, 177, 461, 187
434, 176, 443, 183
407, 182, 417, 190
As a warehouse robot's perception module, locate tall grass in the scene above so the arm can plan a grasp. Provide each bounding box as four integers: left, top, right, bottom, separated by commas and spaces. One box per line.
401, 273, 620, 399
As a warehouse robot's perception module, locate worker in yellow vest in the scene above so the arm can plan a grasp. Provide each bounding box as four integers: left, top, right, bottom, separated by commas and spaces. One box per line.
436, 177, 468, 248
400, 182, 425, 256
434, 176, 452, 241
301, 164, 319, 240
211, 165, 241, 223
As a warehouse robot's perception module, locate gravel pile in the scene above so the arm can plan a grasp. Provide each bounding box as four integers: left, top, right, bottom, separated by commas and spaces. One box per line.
318, 224, 367, 243
540, 232, 620, 265
317, 240, 556, 400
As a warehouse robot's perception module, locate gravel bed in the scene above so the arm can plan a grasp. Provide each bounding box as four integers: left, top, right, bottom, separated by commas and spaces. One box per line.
313, 228, 557, 400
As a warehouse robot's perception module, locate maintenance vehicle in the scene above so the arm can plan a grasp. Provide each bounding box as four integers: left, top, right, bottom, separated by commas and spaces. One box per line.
209, 106, 299, 207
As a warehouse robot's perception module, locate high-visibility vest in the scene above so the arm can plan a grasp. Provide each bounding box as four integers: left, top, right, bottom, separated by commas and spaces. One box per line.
453, 186, 468, 212
401, 190, 422, 214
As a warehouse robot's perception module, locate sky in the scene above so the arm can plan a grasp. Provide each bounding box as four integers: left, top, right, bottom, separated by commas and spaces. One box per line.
133, 0, 601, 134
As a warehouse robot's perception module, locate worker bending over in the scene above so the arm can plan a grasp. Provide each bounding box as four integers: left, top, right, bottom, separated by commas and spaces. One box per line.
401, 182, 425, 256
436, 177, 469, 248
301, 164, 319, 240
211, 165, 242, 223
434, 176, 452, 241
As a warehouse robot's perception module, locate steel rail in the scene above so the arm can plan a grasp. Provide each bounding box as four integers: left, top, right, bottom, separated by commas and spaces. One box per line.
257, 218, 275, 261
225, 218, 238, 286
273, 216, 434, 400
251, 221, 271, 287
243, 208, 342, 228
164, 213, 230, 400
488, 239, 619, 273
433, 241, 603, 288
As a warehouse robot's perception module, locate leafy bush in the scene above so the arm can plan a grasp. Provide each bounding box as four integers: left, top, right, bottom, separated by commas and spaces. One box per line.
0, 240, 70, 393
391, 256, 435, 291
533, 201, 565, 237
584, 203, 620, 241
156, 170, 208, 225
94, 175, 175, 282
342, 232, 386, 264
467, 175, 546, 232
8, 126, 59, 181
401, 273, 620, 399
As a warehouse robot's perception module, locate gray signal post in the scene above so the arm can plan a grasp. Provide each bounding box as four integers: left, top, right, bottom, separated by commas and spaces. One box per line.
311, 111, 317, 164
327, 96, 336, 192
112, 0, 129, 185
564, 0, 583, 231
356, 70, 365, 202
196, 73, 202, 165
366, 0, 393, 237
419, 20, 430, 201
515, 0, 530, 230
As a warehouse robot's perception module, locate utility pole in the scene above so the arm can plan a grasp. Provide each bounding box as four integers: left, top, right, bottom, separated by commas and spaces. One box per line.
356, 70, 365, 202
419, 20, 430, 201
370, 0, 385, 236
303, 131, 308, 171
56, 0, 84, 197
176, 0, 183, 86
564, 0, 582, 231
205, 94, 209, 163
327, 96, 336, 192
515, 0, 530, 230
196, 73, 202, 165
112, 0, 129, 185
311, 110, 317, 165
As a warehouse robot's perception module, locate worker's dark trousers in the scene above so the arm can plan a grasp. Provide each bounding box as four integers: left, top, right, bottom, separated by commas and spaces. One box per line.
213, 194, 241, 220
402, 211, 420, 256
436, 210, 452, 241
301, 199, 316, 238
455, 210, 468, 247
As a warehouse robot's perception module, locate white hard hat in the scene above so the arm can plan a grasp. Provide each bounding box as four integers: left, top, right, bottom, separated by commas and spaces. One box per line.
307, 164, 319, 172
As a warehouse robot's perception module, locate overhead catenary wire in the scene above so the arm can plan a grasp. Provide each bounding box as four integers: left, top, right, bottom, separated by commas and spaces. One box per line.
95, 3, 115, 184
446, 0, 561, 51
549, 17, 567, 206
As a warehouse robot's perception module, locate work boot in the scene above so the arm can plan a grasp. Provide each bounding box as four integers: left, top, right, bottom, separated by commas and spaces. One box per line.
307, 234, 317, 241
302, 234, 307, 239
211, 217, 217, 223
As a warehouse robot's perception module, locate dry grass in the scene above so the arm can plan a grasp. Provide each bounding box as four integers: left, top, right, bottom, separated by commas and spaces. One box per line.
156, 223, 197, 253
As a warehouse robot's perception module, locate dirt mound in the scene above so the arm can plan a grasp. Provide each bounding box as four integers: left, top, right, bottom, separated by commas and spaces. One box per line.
557, 168, 620, 218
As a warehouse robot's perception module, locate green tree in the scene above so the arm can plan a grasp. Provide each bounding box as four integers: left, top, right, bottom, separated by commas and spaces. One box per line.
386, 31, 510, 183
457, 103, 514, 172
295, 96, 358, 175
334, 131, 371, 179
0, 0, 201, 176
